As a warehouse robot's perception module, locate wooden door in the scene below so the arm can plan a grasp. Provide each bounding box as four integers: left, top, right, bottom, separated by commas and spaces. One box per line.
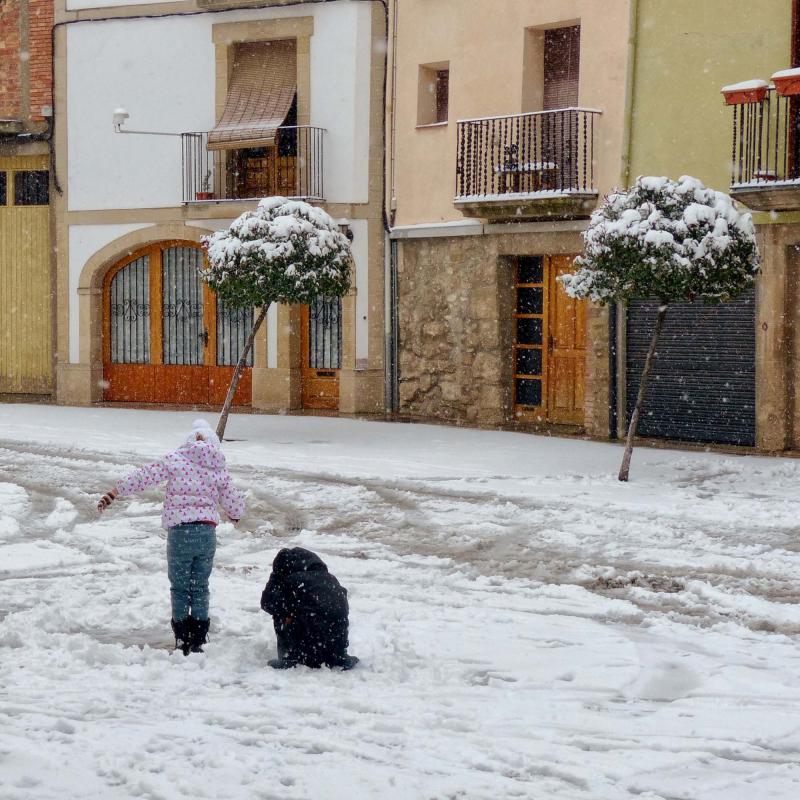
0, 156, 51, 394
103, 242, 253, 406
546, 255, 586, 424
156, 245, 209, 404
301, 297, 341, 410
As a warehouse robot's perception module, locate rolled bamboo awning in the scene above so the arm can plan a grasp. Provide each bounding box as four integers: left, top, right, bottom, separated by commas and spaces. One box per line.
208, 39, 297, 151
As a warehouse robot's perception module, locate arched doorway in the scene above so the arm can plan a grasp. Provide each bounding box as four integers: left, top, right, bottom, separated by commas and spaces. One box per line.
103, 241, 253, 405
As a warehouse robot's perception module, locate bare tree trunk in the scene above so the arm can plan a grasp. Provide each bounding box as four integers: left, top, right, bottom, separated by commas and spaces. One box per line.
216, 305, 270, 441
618, 303, 668, 482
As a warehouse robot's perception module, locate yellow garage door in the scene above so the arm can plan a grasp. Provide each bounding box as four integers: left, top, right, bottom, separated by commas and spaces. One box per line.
0, 155, 51, 394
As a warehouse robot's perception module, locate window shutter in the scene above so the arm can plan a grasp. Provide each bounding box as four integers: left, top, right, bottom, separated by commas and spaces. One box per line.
543, 26, 580, 110
208, 40, 297, 150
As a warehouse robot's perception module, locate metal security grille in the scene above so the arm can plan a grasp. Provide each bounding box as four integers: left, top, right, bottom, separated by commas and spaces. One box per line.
109, 255, 150, 364
217, 300, 254, 366
309, 296, 341, 369
626, 293, 756, 446
162, 247, 205, 365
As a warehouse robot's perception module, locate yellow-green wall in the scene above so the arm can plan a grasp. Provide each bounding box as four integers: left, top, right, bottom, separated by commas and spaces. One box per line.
629, 0, 792, 193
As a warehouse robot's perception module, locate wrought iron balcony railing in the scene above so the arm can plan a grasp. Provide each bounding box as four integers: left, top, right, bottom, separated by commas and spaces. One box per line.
455, 108, 600, 200
181, 125, 325, 204
730, 87, 800, 188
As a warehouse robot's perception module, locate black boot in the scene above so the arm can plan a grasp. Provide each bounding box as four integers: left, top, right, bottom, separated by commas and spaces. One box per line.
188, 616, 210, 653
268, 656, 300, 669
171, 618, 191, 656
325, 653, 359, 671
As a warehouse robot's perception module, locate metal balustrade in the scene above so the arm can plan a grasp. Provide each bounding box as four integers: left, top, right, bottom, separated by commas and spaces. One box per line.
730, 88, 800, 187
181, 126, 325, 203
456, 108, 600, 200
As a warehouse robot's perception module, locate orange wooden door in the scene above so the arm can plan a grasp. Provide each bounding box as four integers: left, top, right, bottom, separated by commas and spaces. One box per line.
546, 255, 586, 425
300, 299, 341, 410
103, 242, 252, 406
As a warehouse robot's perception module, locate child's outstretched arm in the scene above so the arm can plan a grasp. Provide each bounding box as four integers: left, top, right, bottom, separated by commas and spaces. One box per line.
98, 459, 170, 512
219, 473, 246, 522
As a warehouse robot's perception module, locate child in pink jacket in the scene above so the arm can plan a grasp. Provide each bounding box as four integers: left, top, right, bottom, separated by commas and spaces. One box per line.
98, 419, 245, 655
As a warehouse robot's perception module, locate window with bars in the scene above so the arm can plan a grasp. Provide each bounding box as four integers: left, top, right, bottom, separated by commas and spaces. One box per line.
308, 296, 342, 370
109, 256, 151, 365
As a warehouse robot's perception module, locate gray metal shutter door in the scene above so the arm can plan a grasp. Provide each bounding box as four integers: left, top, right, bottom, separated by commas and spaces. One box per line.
625, 292, 755, 446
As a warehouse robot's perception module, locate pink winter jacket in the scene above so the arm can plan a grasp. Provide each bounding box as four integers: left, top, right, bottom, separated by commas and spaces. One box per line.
115, 440, 246, 529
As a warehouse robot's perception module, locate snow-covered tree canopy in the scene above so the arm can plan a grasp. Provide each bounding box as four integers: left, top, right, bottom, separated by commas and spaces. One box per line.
560, 176, 759, 304
201, 197, 352, 307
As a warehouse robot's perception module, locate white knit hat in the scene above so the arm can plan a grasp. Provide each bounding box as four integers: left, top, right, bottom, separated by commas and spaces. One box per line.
186, 418, 221, 448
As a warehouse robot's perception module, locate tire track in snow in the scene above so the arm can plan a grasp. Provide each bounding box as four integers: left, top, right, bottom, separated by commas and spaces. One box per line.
3, 438, 800, 633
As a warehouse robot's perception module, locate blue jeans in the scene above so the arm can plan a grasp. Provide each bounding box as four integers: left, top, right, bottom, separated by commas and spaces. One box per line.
166, 523, 217, 621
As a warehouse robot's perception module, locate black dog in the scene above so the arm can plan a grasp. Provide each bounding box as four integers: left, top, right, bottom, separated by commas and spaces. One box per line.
261, 547, 358, 670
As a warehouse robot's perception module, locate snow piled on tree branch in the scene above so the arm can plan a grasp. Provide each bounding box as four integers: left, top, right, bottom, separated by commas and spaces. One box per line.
201, 197, 352, 308
560, 175, 759, 304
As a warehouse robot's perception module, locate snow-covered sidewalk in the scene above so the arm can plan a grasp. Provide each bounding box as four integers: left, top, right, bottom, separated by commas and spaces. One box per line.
1, 405, 799, 799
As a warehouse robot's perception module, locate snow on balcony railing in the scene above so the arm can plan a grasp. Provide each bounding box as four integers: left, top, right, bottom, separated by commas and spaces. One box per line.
728, 85, 800, 188
455, 108, 601, 199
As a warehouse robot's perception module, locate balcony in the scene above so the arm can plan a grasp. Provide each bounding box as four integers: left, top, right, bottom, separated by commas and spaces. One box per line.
181, 125, 325, 204
725, 77, 800, 211
454, 108, 601, 222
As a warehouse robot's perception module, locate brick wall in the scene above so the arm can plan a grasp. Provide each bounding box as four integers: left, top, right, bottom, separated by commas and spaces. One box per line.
29, 0, 53, 120
0, 1, 22, 119
0, 0, 52, 123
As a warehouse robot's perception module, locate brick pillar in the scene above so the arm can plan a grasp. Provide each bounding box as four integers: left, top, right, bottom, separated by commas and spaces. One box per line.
0, 1, 22, 119
28, 0, 53, 120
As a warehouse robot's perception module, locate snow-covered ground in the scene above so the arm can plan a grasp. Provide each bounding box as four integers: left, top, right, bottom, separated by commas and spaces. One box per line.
1, 404, 799, 800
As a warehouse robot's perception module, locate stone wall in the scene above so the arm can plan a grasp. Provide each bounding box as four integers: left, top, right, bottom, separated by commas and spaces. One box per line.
397, 227, 611, 434
398, 235, 512, 425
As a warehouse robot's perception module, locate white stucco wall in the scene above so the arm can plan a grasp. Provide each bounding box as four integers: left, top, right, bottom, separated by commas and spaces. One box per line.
66, 1, 373, 211
349, 218, 369, 362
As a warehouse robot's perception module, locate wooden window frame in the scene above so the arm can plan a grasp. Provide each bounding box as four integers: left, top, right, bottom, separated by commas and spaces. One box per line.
513, 256, 547, 417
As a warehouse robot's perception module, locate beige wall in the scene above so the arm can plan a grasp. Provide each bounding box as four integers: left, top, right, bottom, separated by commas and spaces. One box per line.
390, 0, 632, 226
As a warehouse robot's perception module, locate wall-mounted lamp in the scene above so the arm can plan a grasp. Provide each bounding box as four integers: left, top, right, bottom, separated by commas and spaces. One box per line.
338, 219, 354, 242
112, 107, 182, 137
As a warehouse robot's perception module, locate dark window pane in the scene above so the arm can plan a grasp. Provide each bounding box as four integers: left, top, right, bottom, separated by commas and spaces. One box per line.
517, 287, 543, 314
516, 317, 542, 345
0, 172, 6, 206
436, 70, 449, 123
14, 170, 49, 206
516, 348, 542, 376
517, 257, 543, 284
516, 378, 542, 406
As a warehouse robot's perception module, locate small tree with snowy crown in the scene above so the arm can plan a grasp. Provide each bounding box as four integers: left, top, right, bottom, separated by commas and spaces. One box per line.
202, 197, 352, 440
560, 175, 759, 481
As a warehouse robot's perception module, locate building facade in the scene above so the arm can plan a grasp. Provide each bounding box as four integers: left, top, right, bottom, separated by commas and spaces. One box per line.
54, 0, 387, 414
0, 0, 54, 396
388, 0, 631, 435
617, 0, 792, 450
388, 0, 799, 452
